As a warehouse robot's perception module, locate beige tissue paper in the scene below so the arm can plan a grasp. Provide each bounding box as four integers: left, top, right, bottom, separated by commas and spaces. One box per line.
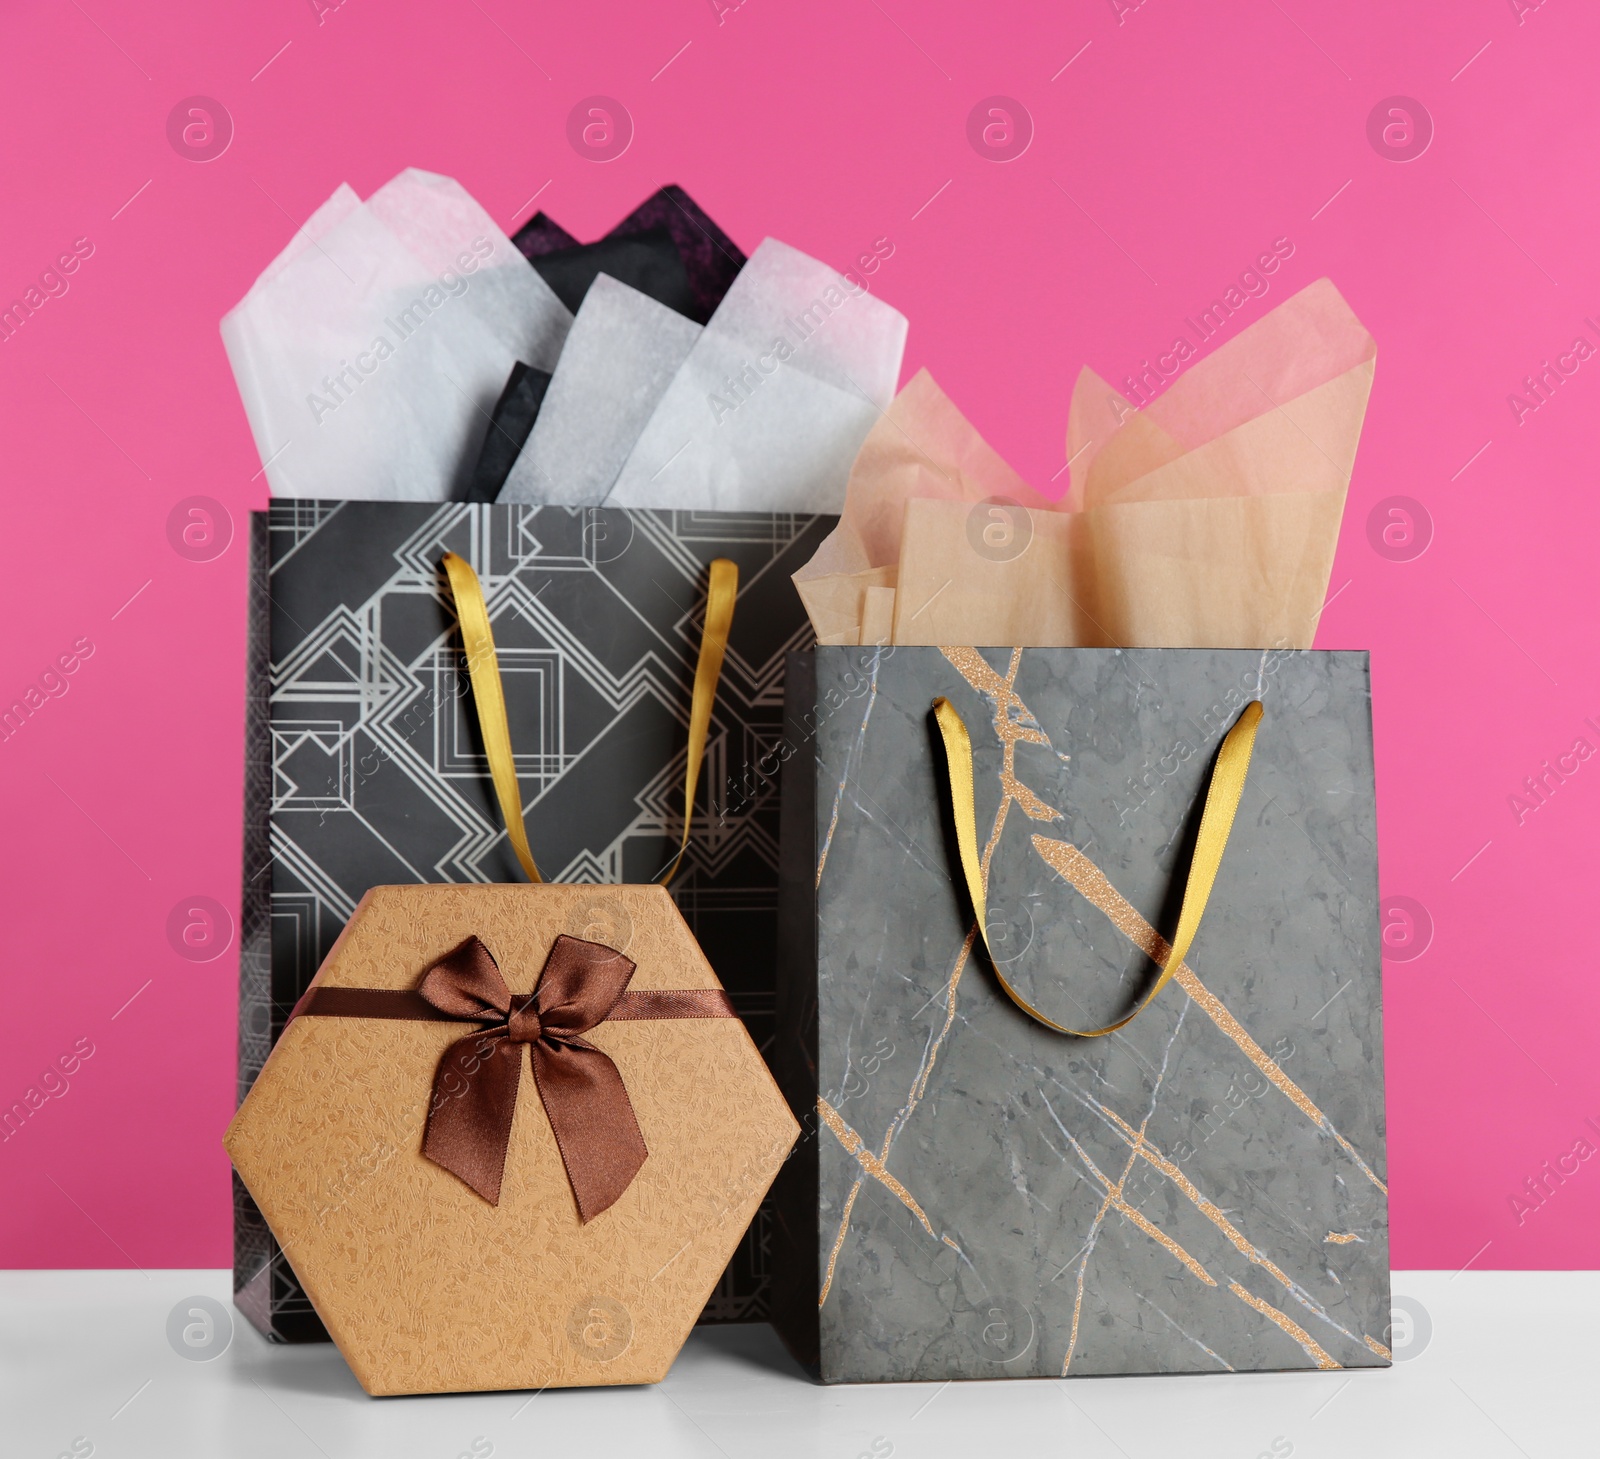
794, 278, 1375, 650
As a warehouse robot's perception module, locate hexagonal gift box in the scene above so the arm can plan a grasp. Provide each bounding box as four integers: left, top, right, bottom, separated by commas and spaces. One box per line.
225, 882, 798, 1395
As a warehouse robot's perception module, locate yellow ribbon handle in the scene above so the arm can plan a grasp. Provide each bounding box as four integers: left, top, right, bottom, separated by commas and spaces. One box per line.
658, 556, 738, 885
931, 694, 1263, 1037
441, 552, 738, 886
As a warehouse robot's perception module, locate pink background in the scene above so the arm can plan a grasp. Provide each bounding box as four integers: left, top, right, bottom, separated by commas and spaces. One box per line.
2, 0, 1597, 1273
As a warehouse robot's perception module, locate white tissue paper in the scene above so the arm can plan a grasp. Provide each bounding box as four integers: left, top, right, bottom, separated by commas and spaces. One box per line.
498, 274, 702, 506
221, 169, 573, 501
604, 237, 907, 513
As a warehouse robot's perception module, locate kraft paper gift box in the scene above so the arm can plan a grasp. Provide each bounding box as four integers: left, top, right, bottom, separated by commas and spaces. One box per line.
235, 501, 831, 1342
226, 882, 799, 1395
770, 279, 1389, 1382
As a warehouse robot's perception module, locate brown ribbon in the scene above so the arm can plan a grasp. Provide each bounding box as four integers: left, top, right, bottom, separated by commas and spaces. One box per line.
290, 933, 735, 1220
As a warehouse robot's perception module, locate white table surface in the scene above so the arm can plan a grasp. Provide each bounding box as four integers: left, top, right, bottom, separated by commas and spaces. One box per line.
2, 1270, 1589, 1458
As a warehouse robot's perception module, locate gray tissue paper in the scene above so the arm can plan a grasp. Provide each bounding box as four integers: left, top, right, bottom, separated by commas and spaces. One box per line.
498, 274, 702, 506
221, 169, 573, 501
605, 238, 907, 513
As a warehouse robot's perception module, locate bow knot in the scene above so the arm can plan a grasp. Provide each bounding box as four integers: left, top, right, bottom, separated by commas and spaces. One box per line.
506, 996, 543, 1045
417, 933, 646, 1219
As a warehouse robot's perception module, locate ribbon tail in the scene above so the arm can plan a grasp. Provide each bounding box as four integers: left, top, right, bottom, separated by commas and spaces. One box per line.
422, 1031, 522, 1206
529, 1039, 648, 1222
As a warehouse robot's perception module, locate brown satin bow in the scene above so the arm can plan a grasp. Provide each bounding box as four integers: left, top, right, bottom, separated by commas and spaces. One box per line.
291, 934, 735, 1220
419, 933, 647, 1218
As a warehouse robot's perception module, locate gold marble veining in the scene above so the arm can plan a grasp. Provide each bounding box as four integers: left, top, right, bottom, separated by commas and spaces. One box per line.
911, 928, 977, 1109
1060, 1119, 1217, 1290
817, 1099, 949, 1247
1068, 1182, 1132, 1367
1092, 1101, 1377, 1354
1228, 1282, 1341, 1370
819, 1178, 863, 1307
1031, 835, 1388, 1195
1064, 1118, 1156, 1373
815, 794, 844, 890
939, 647, 1062, 825
819, 651, 1033, 1297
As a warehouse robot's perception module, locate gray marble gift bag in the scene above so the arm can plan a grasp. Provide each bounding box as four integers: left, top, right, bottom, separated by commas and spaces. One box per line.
771, 643, 1389, 1382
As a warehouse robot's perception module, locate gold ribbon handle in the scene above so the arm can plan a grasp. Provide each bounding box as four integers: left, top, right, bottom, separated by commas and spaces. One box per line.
931, 694, 1262, 1037
441, 551, 738, 886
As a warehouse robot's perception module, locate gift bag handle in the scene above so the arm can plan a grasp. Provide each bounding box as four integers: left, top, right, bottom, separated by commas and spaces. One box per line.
442, 550, 738, 886
931, 694, 1262, 1037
